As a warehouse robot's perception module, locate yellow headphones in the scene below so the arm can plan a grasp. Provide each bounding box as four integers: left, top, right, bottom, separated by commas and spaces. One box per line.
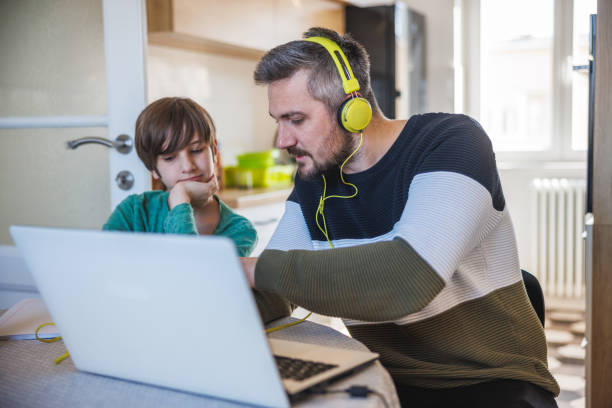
305, 36, 372, 133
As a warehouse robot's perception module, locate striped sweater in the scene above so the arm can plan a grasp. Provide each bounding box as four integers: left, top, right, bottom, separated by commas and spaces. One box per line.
255, 113, 559, 394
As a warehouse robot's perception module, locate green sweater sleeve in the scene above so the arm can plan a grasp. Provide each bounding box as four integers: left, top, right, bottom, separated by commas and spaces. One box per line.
222, 219, 257, 257
254, 237, 445, 321
214, 199, 257, 256
163, 203, 198, 235
102, 193, 198, 234
102, 195, 137, 231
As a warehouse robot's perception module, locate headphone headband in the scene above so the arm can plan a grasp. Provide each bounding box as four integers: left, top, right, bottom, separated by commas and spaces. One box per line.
304, 36, 372, 133
305, 36, 360, 95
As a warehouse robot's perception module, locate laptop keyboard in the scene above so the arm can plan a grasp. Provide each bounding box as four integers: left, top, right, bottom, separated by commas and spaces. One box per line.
274, 355, 338, 381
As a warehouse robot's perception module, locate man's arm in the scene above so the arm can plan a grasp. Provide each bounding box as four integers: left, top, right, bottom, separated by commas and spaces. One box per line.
251, 120, 505, 322
241, 199, 314, 322
252, 288, 293, 324
253, 172, 497, 321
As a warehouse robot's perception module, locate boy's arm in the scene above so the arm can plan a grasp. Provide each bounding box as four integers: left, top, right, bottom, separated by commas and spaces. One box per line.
103, 196, 135, 231
164, 179, 219, 235
163, 203, 198, 234
220, 215, 258, 257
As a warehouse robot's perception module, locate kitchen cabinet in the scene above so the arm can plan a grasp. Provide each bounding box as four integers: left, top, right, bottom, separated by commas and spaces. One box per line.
234, 201, 286, 257
218, 187, 292, 256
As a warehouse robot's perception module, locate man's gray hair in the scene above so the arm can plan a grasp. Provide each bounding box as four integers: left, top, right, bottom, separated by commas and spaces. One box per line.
254, 27, 380, 117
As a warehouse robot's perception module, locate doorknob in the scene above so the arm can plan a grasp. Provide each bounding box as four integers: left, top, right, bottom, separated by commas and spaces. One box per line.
66, 134, 132, 154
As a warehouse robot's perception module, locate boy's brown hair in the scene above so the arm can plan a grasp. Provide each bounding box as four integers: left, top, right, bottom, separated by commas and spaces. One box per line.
135, 97, 217, 175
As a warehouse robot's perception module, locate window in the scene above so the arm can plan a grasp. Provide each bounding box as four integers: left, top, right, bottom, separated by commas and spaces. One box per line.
473, 0, 596, 159
571, 0, 597, 151
481, 0, 553, 152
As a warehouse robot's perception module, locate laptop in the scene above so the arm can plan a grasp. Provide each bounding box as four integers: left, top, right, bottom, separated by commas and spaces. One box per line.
10, 225, 378, 408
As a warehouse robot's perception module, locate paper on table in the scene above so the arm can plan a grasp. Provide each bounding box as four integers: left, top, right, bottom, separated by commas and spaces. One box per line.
0, 297, 60, 340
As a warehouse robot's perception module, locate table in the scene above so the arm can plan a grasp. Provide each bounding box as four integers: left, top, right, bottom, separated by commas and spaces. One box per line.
0, 317, 400, 407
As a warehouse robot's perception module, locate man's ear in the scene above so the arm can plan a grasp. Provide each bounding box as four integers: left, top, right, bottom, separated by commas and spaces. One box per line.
151, 169, 160, 180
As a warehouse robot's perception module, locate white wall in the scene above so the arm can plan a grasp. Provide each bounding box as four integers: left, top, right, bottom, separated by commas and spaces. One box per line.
499, 165, 586, 274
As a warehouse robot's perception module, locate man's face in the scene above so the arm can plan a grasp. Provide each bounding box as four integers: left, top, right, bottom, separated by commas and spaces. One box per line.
268, 69, 354, 179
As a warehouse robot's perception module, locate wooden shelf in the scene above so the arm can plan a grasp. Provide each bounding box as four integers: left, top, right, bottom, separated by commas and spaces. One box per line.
147, 31, 266, 60
145, 0, 344, 60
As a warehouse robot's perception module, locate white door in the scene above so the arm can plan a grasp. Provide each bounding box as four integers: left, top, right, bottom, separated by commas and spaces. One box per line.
0, 0, 149, 308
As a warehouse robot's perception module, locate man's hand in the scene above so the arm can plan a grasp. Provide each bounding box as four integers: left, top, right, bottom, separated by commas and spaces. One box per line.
168, 176, 219, 209
240, 257, 258, 288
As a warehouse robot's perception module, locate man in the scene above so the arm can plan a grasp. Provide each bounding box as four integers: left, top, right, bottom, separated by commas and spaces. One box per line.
242, 27, 559, 407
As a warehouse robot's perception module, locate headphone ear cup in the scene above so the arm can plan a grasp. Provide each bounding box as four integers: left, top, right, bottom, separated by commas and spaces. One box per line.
338, 97, 372, 133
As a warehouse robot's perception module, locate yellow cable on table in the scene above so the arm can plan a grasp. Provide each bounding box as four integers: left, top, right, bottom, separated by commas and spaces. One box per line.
35, 313, 306, 363
265, 311, 312, 334
35, 322, 70, 364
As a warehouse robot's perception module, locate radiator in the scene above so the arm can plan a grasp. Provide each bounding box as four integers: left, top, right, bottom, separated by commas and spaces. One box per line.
531, 178, 586, 298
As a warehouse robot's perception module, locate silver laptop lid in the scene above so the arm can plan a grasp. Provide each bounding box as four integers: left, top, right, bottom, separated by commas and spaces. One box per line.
10, 225, 289, 408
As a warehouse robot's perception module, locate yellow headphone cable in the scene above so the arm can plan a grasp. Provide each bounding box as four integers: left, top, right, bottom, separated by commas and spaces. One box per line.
315, 131, 364, 249
36, 309, 316, 364
35, 322, 71, 364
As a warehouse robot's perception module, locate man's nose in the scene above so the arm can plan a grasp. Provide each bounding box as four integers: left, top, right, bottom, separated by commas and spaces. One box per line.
276, 125, 295, 149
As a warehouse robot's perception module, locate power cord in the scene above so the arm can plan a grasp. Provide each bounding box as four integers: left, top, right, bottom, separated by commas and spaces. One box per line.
309, 384, 390, 408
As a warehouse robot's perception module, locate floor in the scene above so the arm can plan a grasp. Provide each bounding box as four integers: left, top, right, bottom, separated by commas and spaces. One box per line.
545, 297, 586, 408
296, 295, 588, 408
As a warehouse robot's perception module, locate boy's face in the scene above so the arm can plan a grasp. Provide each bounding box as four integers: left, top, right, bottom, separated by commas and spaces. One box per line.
152, 134, 216, 189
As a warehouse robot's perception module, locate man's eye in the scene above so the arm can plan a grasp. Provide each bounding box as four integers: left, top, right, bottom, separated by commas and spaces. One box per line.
291, 118, 303, 125
191, 148, 204, 154
162, 156, 175, 162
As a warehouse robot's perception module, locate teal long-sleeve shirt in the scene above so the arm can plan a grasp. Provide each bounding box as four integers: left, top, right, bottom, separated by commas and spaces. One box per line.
102, 191, 257, 256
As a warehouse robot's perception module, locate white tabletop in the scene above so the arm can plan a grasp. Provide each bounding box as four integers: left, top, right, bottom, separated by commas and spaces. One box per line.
0, 317, 400, 407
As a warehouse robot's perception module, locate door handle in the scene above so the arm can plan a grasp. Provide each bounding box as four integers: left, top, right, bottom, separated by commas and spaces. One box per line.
66, 134, 132, 154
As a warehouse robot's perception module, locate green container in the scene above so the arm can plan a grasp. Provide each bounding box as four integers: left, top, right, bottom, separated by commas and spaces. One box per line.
224, 164, 294, 189
226, 149, 295, 188
236, 149, 280, 168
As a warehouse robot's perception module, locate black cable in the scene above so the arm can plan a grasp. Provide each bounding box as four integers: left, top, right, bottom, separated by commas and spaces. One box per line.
309, 384, 391, 408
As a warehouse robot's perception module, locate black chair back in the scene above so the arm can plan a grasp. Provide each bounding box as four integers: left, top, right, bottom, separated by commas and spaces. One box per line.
521, 269, 545, 327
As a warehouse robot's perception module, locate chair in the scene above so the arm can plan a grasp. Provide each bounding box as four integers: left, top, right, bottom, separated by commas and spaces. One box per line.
521, 269, 545, 327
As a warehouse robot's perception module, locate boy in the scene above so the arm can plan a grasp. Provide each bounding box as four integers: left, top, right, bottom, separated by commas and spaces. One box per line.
103, 97, 257, 256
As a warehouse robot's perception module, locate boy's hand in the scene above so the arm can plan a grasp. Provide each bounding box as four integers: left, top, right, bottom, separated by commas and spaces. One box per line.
168, 176, 219, 209
240, 257, 257, 287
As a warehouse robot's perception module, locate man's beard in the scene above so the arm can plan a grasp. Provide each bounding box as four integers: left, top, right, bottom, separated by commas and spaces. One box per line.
288, 129, 355, 180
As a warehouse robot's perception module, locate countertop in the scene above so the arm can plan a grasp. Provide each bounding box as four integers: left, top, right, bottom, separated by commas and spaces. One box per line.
218, 186, 292, 209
